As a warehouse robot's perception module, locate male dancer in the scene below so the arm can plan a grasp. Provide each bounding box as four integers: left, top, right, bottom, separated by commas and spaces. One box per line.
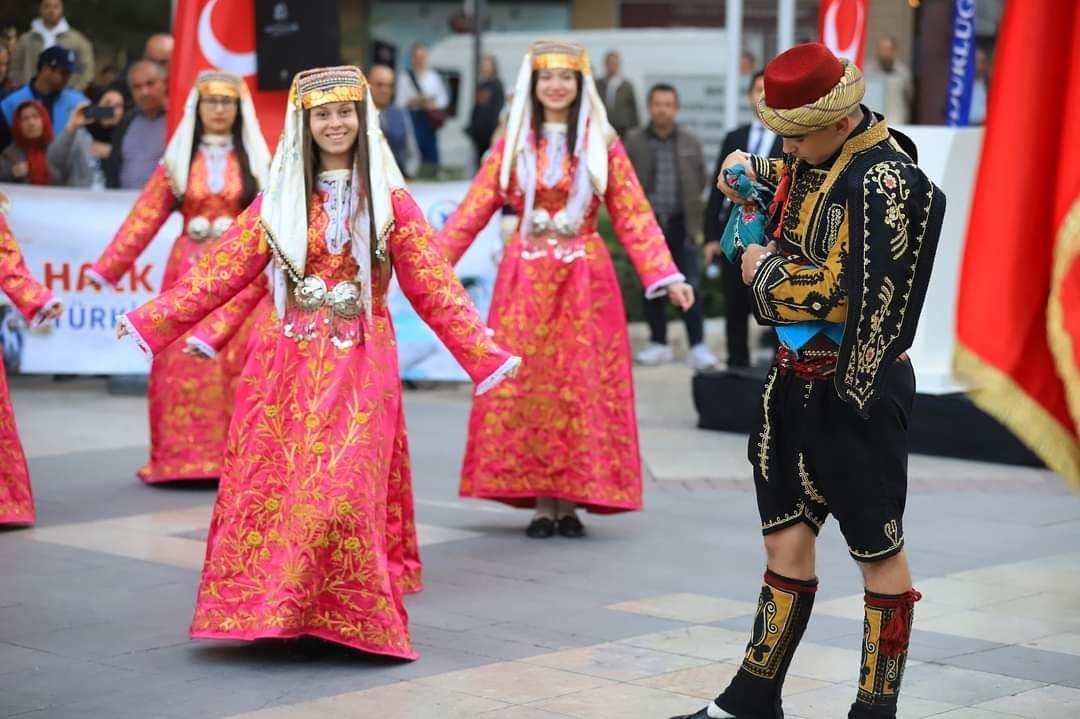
672, 43, 945, 719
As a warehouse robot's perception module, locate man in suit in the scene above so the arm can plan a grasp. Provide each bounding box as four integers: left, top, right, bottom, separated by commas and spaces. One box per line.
625, 84, 716, 371
703, 71, 783, 368
596, 51, 639, 137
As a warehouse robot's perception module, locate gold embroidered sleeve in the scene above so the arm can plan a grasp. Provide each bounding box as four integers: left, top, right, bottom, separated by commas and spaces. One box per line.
0, 214, 53, 322
391, 188, 516, 387
750, 220, 848, 324
750, 155, 785, 192
92, 164, 176, 286
124, 197, 270, 354
605, 139, 683, 295
437, 138, 506, 266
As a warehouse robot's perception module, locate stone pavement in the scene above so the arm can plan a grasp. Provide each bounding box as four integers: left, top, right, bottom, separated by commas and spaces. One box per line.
1, 360, 1078, 719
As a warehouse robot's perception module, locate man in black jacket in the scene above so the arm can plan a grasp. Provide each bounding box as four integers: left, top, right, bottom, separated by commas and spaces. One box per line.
703, 71, 783, 368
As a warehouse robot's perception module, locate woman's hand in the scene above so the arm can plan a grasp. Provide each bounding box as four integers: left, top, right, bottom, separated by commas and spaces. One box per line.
41, 302, 63, 321
666, 282, 695, 311
116, 322, 129, 339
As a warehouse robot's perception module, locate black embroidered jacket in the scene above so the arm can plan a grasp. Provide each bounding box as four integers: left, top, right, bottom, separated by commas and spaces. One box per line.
748, 112, 946, 416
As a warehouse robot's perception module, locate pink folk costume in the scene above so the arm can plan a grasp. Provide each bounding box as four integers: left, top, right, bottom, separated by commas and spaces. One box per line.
439, 41, 683, 515
89, 71, 271, 483
121, 67, 518, 659
0, 208, 61, 525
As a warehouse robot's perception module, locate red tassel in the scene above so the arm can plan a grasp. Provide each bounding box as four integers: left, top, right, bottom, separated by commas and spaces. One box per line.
876, 589, 922, 657
768, 166, 793, 240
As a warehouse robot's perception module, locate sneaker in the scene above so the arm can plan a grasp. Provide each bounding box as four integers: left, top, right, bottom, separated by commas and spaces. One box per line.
687, 343, 719, 371
635, 342, 674, 366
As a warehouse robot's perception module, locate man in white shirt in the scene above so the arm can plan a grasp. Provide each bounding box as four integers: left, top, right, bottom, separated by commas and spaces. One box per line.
9, 0, 94, 91
395, 44, 449, 176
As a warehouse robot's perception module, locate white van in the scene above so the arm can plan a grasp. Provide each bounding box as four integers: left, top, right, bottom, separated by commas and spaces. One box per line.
428, 28, 766, 174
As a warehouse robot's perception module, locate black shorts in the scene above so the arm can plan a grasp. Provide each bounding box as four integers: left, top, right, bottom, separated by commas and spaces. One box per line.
748, 357, 915, 562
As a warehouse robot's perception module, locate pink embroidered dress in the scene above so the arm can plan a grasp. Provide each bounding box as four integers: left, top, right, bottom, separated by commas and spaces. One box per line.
90, 147, 255, 483
122, 179, 517, 659
0, 213, 60, 525
439, 130, 682, 513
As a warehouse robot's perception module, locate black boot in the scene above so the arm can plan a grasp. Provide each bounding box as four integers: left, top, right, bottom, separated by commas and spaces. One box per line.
848, 589, 921, 719
671, 570, 817, 719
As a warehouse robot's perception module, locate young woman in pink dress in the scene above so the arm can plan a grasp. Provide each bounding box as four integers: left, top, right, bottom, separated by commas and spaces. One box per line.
118, 66, 519, 660
438, 41, 694, 538
0, 194, 63, 526
89, 71, 271, 483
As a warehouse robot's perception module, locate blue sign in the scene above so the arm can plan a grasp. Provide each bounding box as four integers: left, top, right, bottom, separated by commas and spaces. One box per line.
946, 0, 977, 127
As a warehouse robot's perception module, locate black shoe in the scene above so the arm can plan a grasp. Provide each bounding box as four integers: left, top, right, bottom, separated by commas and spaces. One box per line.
556, 515, 586, 538
670, 706, 734, 719
286, 636, 324, 662
525, 517, 556, 538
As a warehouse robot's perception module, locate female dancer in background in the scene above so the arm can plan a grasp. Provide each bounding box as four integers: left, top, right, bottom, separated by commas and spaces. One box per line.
438, 40, 694, 539
89, 71, 270, 483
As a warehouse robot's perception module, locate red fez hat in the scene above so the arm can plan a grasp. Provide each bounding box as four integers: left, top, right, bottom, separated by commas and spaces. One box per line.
764, 43, 845, 110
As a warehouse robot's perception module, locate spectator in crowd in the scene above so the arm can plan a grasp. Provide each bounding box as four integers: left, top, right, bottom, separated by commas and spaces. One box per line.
969, 46, 990, 125
143, 33, 174, 72
596, 50, 639, 137
10, 0, 94, 91
739, 50, 756, 76
864, 35, 912, 124
625, 83, 717, 371
704, 70, 783, 368
0, 46, 88, 153
369, 63, 419, 178
116, 34, 174, 101
396, 43, 449, 176
0, 100, 57, 184
0, 46, 16, 98
104, 60, 167, 189
47, 90, 123, 188
465, 54, 504, 168
85, 63, 118, 103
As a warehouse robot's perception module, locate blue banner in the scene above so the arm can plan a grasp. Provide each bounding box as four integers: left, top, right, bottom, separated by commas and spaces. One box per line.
946, 0, 977, 126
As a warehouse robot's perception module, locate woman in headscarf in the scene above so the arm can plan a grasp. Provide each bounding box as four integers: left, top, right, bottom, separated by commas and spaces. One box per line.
117, 66, 519, 659
437, 41, 694, 538
0, 100, 56, 184
88, 71, 271, 484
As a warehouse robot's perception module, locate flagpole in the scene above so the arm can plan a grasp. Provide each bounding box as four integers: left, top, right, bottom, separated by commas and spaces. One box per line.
725, 0, 744, 131
777, 0, 795, 53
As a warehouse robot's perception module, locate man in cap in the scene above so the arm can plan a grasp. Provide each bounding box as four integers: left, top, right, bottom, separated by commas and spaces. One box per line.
0, 45, 89, 150
671, 43, 945, 719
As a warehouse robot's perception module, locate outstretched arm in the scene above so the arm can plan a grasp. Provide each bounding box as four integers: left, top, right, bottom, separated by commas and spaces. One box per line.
391, 188, 519, 395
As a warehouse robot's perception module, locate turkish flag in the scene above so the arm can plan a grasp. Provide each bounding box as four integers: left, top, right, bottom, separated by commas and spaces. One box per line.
169, 0, 287, 148
818, 0, 869, 68
954, 0, 1080, 491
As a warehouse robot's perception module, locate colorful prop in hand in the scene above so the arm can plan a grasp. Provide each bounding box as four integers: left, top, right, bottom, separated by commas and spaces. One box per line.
719, 164, 773, 263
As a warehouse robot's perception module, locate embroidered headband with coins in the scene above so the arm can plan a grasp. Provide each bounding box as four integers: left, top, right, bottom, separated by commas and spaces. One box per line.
195, 71, 244, 99
757, 43, 866, 137
292, 66, 368, 110
529, 40, 592, 74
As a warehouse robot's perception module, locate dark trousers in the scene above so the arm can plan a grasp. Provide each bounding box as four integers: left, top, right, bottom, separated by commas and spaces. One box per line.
721, 253, 751, 367
643, 214, 704, 347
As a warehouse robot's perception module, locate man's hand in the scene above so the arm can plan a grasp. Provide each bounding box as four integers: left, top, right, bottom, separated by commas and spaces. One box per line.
741, 241, 777, 285
666, 282, 695, 311
715, 149, 759, 205
703, 240, 722, 265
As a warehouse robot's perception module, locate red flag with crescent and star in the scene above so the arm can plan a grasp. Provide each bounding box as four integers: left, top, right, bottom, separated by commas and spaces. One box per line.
954, 0, 1080, 492
169, 0, 287, 148
818, 0, 869, 68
